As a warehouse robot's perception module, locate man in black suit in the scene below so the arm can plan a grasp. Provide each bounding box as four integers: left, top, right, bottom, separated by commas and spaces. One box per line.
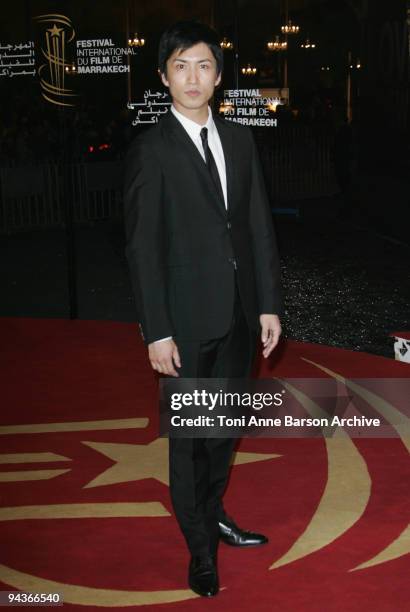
124, 20, 283, 597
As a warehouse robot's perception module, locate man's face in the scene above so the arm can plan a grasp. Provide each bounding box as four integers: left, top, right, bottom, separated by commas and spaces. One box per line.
160, 42, 221, 113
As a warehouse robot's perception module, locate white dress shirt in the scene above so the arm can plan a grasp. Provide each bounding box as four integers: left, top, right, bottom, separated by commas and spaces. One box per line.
170, 104, 228, 209
154, 104, 228, 344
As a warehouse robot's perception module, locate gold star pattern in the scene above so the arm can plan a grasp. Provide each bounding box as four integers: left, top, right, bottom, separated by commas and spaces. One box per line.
47, 24, 63, 37
82, 439, 281, 489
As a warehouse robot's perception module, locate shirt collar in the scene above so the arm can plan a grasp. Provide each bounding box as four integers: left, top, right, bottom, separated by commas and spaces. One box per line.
170, 104, 215, 140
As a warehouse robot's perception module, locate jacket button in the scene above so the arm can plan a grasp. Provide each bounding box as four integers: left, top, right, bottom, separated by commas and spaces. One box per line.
227, 221, 232, 230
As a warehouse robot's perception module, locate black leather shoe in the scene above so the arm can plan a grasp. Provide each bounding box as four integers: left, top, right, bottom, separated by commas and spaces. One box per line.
218, 517, 268, 546
188, 554, 219, 597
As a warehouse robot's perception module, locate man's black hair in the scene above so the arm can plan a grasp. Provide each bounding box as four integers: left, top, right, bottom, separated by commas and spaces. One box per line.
158, 20, 223, 77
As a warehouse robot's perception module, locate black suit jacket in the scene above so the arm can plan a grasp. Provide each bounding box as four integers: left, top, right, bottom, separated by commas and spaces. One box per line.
124, 109, 283, 345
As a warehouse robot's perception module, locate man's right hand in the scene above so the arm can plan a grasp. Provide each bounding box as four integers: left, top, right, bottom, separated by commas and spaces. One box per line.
148, 339, 181, 377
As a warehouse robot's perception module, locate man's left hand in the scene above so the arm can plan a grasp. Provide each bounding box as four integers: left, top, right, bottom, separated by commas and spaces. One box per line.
259, 314, 282, 358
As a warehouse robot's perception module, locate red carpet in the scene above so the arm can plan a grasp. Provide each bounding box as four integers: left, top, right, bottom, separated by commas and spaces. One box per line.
0, 317, 409, 611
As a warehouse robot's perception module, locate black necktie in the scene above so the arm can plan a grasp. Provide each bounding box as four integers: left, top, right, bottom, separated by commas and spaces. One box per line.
200, 127, 225, 207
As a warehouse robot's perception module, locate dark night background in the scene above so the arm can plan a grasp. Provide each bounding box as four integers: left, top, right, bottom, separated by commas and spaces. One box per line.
1, 0, 409, 358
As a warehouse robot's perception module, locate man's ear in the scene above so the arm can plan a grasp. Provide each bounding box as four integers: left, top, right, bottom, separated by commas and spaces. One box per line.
159, 70, 169, 88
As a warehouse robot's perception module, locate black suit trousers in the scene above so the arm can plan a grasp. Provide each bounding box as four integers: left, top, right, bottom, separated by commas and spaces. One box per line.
168, 275, 257, 556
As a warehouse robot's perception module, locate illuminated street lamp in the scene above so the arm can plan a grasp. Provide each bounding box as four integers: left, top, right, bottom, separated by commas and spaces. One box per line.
268, 35, 287, 86
220, 37, 233, 50
347, 52, 362, 122
128, 33, 145, 47
301, 38, 316, 49
281, 20, 299, 35
241, 63, 257, 76
64, 63, 77, 74
267, 36, 287, 51
280, 1, 300, 88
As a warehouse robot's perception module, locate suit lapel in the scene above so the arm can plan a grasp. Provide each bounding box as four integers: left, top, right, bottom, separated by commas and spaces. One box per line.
213, 113, 235, 215
161, 110, 233, 217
